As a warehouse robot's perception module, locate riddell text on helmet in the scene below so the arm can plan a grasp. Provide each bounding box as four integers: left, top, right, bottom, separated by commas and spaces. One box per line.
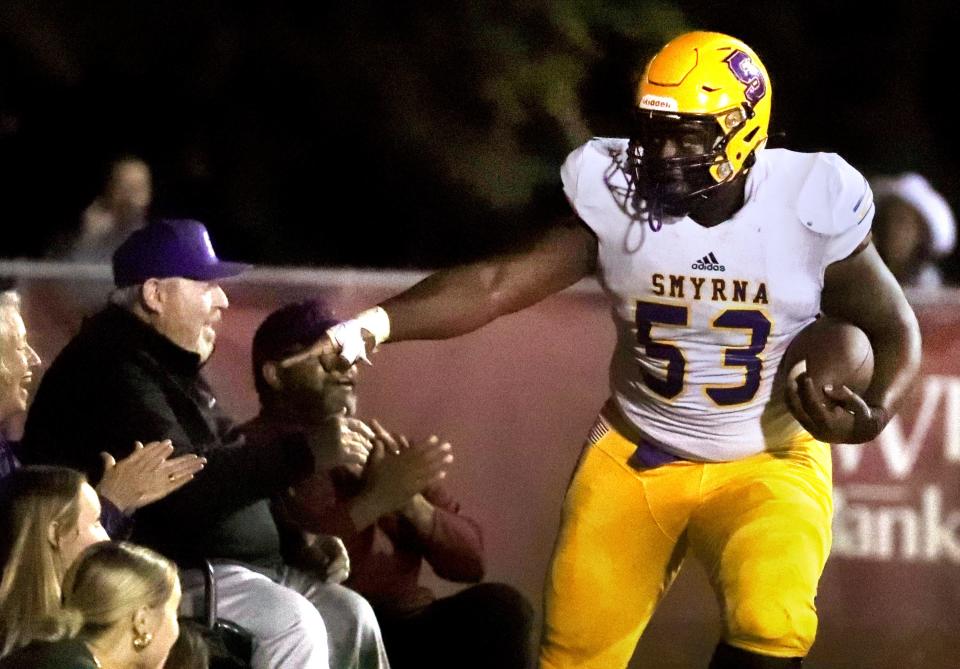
639, 94, 679, 111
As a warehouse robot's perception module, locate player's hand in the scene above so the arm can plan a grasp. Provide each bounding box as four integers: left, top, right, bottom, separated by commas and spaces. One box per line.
786, 372, 889, 444
96, 440, 206, 513
279, 333, 341, 370
280, 328, 377, 370
309, 410, 376, 475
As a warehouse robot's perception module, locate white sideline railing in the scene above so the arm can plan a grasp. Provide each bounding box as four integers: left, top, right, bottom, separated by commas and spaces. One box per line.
0, 259, 957, 303
0, 260, 604, 294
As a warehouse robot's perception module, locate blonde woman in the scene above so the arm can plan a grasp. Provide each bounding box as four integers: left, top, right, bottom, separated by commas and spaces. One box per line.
0, 541, 183, 669
0, 290, 205, 531
0, 466, 109, 657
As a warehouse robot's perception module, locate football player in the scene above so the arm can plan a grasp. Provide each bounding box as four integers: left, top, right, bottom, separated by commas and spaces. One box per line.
292, 32, 921, 669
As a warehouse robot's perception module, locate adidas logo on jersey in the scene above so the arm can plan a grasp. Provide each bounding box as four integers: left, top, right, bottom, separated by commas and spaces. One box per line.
691, 252, 725, 272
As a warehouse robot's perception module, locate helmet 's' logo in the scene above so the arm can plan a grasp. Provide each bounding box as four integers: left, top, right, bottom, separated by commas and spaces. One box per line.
639, 94, 678, 112
724, 50, 766, 106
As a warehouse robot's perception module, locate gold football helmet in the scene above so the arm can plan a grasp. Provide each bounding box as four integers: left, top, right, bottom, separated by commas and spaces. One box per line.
630, 31, 771, 220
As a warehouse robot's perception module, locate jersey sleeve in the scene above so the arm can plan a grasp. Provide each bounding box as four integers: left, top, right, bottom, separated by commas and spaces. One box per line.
796, 153, 874, 266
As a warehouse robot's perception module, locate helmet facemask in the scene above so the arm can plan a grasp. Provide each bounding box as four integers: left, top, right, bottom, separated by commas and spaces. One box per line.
629, 110, 732, 220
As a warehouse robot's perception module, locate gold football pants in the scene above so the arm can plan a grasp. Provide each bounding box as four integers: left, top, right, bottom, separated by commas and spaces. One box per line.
540, 416, 833, 668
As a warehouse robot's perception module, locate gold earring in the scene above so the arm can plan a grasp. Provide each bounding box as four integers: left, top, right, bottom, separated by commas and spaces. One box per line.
132, 631, 153, 651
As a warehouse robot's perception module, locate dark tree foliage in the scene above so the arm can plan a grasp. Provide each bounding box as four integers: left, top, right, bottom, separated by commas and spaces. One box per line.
0, 1, 684, 266
1, 1, 958, 278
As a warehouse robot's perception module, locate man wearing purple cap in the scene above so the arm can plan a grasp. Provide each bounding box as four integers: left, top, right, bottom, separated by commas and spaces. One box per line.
20, 220, 391, 669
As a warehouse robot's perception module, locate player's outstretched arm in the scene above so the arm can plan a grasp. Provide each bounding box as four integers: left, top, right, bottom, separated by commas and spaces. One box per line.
381, 216, 597, 342
283, 216, 599, 369
815, 236, 922, 442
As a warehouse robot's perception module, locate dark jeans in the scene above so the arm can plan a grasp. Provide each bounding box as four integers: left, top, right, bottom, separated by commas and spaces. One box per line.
378, 582, 534, 669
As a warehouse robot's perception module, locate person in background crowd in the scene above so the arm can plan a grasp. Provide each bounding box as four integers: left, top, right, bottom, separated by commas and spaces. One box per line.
21, 220, 390, 669
0, 541, 183, 669
245, 300, 534, 669
871, 172, 957, 288
0, 290, 205, 536
0, 466, 110, 656
53, 156, 153, 262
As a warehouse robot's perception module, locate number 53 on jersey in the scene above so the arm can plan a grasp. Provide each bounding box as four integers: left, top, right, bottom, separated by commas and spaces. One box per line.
636, 300, 772, 406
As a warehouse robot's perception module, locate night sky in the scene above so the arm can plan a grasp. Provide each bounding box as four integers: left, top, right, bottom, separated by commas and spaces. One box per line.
1, 0, 958, 278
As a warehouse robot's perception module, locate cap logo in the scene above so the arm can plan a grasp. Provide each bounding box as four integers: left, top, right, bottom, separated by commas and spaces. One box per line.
724, 50, 766, 106
201, 229, 216, 259
639, 94, 679, 112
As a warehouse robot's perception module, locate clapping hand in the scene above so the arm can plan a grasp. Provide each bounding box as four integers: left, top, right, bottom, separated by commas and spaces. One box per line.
309, 410, 376, 476
97, 440, 206, 513
361, 422, 453, 514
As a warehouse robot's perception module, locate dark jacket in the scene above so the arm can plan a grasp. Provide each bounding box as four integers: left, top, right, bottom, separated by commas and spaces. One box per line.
20, 305, 313, 567
0, 638, 97, 669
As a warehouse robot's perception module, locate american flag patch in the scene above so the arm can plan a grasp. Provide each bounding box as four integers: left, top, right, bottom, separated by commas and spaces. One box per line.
854, 175, 874, 225
587, 417, 610, 445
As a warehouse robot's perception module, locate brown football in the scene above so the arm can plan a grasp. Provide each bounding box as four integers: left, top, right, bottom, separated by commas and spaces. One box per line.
781, 316, 874, 397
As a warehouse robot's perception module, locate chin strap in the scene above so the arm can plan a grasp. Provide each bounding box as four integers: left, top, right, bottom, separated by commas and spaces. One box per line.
647, 183, 664, 232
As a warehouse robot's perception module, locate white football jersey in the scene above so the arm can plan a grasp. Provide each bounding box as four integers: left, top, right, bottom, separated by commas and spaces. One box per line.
561, 139, 874, 461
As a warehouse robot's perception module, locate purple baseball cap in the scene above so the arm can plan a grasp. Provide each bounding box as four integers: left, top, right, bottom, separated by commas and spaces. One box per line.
251, 299, 339, 395
112, 219, 251, 287
252, 299, 339, 366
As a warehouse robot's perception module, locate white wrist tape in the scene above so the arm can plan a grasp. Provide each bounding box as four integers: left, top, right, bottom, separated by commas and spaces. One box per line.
353, 306, 391, 346
327, 321, 368, 365
326, 307, 391, 365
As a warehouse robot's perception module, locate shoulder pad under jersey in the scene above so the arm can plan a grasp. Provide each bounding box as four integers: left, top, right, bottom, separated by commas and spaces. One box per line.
795, 152, 874, 236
